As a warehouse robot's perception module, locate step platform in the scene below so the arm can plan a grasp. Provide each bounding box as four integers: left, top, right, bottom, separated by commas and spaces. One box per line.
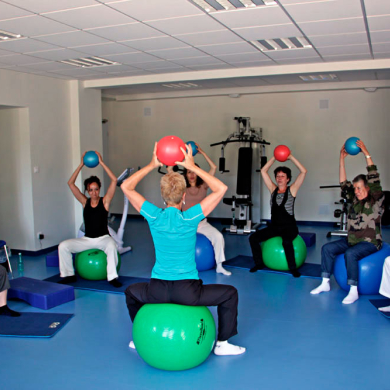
299, 232, 316, 247
8, 277, 75, 310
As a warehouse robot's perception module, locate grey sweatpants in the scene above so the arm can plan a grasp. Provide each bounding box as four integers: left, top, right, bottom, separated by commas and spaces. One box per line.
0, 265, 10, 292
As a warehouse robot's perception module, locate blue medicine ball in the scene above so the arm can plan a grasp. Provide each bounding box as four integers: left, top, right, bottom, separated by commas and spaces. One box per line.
186, 141, 199, 156
83, 151, 99, 168
344, 137, 361, 156
195, 233, 215, 271
334, 243, 390, 294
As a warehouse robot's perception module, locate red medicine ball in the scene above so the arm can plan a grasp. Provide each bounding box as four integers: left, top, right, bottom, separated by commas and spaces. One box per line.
274, 145, 290, 162
156, 135, 186, 166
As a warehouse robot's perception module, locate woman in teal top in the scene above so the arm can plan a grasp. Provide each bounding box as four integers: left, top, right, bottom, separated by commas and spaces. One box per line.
121, 143, 245, 356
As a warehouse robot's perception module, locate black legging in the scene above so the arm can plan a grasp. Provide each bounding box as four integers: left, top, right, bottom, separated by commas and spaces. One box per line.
125, 278, 238, 341
249, 225, 299, 270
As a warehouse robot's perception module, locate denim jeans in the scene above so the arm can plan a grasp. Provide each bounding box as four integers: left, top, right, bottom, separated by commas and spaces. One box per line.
321, 238, 378, 286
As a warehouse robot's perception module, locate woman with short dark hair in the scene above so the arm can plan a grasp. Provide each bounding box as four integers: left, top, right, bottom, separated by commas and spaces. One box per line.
249, 153, 307, 276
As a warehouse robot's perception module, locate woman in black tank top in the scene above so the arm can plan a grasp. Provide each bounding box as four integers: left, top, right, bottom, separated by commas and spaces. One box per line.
58, 151, 122, 288
249, 153, 307, 277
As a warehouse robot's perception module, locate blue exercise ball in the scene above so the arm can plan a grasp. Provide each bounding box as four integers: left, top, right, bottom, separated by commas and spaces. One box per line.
186, 141, 199, 156
195, 233, 215, 271
83, 151, 99, 168
334, 242, 390, 295
344, 137, 361, 156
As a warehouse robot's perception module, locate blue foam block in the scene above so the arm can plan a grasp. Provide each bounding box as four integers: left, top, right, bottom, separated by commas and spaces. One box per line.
8, 277, 75, 310
299, 232, 316, 247
46, 250, 59, 267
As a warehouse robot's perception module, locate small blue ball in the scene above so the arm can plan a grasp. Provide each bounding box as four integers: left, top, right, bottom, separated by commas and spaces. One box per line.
83, 151, 99, 168
345, 137, 361, 156
186, 141, 198, 156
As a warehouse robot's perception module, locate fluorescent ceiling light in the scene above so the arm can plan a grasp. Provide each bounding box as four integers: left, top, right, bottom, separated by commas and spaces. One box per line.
0, 30, 22, 40
299, 74, 338, 82
251, 36, 312, 52
162, 83, 200, 89
60, 57, 119, 68
192, 0, 275, 12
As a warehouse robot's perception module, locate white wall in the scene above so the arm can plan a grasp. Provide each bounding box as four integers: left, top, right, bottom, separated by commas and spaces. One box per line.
102, 88, 390, 223
0, 68, 102, 251
0, 107, 35, 249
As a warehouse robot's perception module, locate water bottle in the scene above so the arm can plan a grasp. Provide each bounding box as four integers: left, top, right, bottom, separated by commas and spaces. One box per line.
18, 253, 24, 277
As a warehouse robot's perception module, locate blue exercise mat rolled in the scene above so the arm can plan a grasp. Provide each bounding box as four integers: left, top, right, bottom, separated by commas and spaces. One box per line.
0, 312, 73, 338
43, 274, 150, 294
224, 255, 321, 278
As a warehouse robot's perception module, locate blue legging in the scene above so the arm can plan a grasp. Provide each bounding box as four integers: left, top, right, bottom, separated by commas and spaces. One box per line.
321, 238, 378, 285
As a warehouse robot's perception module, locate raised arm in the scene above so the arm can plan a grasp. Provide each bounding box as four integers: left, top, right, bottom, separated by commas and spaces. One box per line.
260, 156, 277, 194
96, 151, 117, 210
357, 140, 382, 199
176, 146, 227, 217
68, 152, 88, 206
196, 143, 217, 176
288, 154, 307, 197
120, 143, 162, 213
339, 144, 348, 184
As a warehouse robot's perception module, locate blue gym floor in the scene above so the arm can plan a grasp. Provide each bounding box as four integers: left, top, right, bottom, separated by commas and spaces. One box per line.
2, 220, 389, 390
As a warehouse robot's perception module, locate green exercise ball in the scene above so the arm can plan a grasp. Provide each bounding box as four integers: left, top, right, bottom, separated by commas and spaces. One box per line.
75, 249, 121, 280
262, 235, 307, 271
133, 304, 216, 371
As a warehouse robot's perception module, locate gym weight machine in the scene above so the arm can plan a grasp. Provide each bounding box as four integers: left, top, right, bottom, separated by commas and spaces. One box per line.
210, 117, 270, 235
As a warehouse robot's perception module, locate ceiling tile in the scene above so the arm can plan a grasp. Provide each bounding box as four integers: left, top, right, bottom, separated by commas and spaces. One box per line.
0, 54, 49, 65
134, 60, 184, 70
108, 0, 203, 21
232, 59, 273, 67
336, 70, 377, 81
121, 36, 188, 51
374, 52, 390, 59
0, 48, 16, 56
364, 0, 390, 17
0, 2, 33, 20
175, 30, 243, 46
149, 67, 188, 74
323, 53, 372, 61
0, 38, 60, 54
370, 30, 390, 43
34, 31, 110, 47
186, 63, 235, 71
146, 15, 222, 35
101, 51, 162, 64
0, 15, 76, 37
298, 18, 366, 36
309, 32, 368, 47
372, 42, 390, 53
216, 51, 272, 63
197, 42, 259, 56
278, 0, 334, 4
169, 56, 224, 66
212, 6, 292, 29
73, 42, 134, 56
29, 48, 87, 61
275, 57, 323, 64
367, 15, 390, 31
234, 24, 301, 40
317, 44, 370, 56
265, 47, 319, 59
43, 4, 134, 29
149, 47, 208, 60
15, 61, 76, 71
284, 0, 362, 23
50, 67, 106, 76
88, 23, 163, 41
3, 0, 97, 13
